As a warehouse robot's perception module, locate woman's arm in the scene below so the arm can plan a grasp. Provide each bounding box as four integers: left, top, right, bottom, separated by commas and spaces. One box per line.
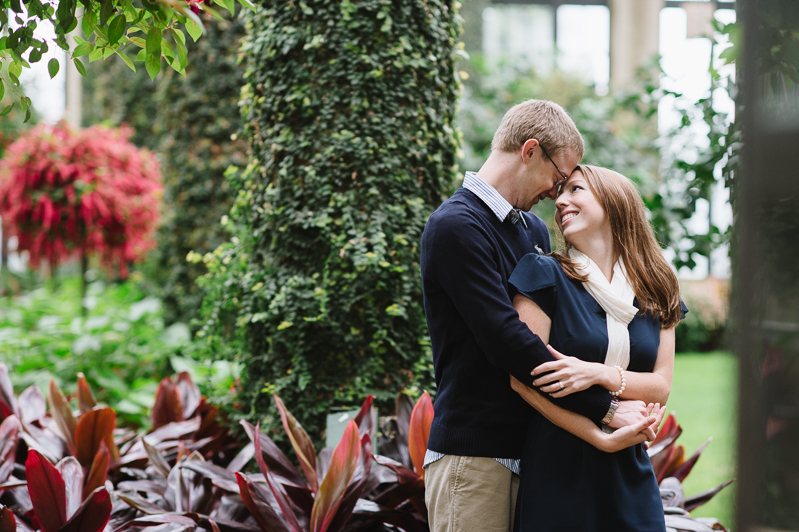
511, 376, 663, 453
512, 294, 663, 450
531, 327, 675, 405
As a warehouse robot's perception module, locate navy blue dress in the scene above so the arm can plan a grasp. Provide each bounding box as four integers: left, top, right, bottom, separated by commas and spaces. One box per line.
509, 253, 684, 532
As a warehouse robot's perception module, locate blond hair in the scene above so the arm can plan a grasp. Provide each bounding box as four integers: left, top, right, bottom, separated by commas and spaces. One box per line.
553, 165, 682, 328
491, 99, 584, 159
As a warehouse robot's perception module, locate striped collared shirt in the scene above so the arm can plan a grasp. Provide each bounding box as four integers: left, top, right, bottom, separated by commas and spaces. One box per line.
463, 171, 527, 229
423, 171, 523, 477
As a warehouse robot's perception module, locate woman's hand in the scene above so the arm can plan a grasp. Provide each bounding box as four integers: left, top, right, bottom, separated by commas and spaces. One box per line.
532, 345, 616, 397
596, 403, 666, 453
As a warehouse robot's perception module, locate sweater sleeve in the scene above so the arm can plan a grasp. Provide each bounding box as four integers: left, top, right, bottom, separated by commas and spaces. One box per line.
423, 210, 612, 424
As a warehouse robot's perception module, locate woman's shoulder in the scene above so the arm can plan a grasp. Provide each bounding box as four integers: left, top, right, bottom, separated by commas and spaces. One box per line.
509, 253, 565, 293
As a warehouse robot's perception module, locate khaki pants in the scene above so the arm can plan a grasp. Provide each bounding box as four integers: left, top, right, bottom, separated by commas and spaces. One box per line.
425, 455, 520, 532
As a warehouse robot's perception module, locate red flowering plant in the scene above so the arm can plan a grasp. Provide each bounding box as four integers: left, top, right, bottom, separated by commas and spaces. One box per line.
0, 121, 162, 279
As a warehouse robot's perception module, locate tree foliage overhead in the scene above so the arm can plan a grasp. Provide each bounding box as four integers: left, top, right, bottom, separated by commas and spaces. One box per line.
0, 0, 252, 118
197, 0, 462, 444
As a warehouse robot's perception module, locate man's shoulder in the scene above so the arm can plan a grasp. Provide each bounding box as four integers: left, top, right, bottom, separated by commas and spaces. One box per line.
427, 190, 492, 231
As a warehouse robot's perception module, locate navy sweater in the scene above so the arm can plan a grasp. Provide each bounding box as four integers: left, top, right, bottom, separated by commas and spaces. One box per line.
421, 188, 612, 459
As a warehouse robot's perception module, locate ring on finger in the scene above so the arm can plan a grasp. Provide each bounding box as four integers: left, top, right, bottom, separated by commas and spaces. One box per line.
559, 381, 564, 391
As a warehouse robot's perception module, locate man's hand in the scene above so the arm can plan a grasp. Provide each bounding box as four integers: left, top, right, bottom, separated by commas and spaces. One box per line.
608, 399, 657, 440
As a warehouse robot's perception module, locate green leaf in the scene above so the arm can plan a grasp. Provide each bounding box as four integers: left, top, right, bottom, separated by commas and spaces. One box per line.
73, 57, 86, 77
116, 51, 136, 72
29, 48, 43, 63
186, 19, 202, 42
0, 103, 13, 117
128, 36, 146, 48
146, 26, 161, 56
0, 80, 4, 101
56, 0, 77, 32
172, 28, 186, 45
100, 0, 114, 26
81, 9, 94, 39
135, 48, 146, 62
48, 57, 60, 78
160, 39, 175, 62
145, 53, 161, 79
108, 15, 126, 45
215, 0, 235, 16
89, 45, 104, 62
8, 61, 22, 80
73, 41, 94, 57
176, 38, 188, 69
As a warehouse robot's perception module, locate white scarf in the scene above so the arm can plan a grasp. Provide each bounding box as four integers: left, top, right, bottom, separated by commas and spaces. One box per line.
568, 249, 638, 369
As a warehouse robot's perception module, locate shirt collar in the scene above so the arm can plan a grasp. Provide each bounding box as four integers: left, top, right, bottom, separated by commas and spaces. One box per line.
463, 171, 514, 222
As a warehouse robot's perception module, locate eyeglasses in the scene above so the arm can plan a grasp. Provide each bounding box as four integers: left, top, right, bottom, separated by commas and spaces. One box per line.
539, 144, 569, 188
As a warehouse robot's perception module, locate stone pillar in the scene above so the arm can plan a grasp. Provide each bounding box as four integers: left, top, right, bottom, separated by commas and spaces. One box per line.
608, 0, 664, 89
64, 9, 83, 128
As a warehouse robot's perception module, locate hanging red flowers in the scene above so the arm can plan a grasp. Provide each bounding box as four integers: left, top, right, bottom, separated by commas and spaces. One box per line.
0, 122, 162, 277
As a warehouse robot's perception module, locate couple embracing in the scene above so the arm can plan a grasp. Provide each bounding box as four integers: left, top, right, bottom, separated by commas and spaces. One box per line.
420, 100, 686, 532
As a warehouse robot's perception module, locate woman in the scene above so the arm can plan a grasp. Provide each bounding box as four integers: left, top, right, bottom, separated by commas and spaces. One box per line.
508, 165, 686, 532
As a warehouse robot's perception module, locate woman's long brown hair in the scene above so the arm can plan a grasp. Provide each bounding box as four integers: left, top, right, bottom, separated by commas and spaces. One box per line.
552, 165, 683, 329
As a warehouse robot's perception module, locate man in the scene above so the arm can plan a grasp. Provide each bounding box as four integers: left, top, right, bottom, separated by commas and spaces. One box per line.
421, 100, 656, 532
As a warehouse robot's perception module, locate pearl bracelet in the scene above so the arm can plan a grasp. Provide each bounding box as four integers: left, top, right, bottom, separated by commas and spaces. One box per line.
609, 365, 626, 397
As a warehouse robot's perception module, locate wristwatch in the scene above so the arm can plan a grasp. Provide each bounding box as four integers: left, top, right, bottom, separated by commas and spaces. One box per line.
601, 397, 620, 426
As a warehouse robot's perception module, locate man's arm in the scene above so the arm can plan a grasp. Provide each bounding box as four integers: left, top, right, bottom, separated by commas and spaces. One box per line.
422, 212, 612, 424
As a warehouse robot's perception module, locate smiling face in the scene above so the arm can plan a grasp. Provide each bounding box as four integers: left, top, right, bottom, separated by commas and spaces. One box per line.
554, 169, 611, 247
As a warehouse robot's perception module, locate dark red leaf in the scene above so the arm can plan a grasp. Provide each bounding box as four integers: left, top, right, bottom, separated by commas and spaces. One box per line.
253, 423, 302, 532
175, 373, 202, 419
226, 442, 254, 472
74, 406, 119, 466
672, 438, 711, 482
47, 381, 77, 456
273, 395, 318, 491
650, 412, 682, 451
152, 377, 185, 429
0, 416, 20, 483
235, 472, 291, 532
83, 440, 110, 500
310, 420, 361, 532
325, 434, 372, 532
372, 456, 424, 489
407, 392, 434, 479
684, 479, 735, 512
0, 507, 16, 532
18, 386, 47, 424
352, 396, 374, 438
56, 457, 84, 519
25, 449, 67, 532
117, 492, 167, 514
120, 512, 198, 527
75, 374, 97, 415
240, 421, 305, 487
0, 365, 20, 420
143, 438, 171, 478
57, 487, 111, 532
146, 417, 201, 444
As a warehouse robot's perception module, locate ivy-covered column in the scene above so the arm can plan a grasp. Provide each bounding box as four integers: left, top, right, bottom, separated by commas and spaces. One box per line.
201, 0, 462, 442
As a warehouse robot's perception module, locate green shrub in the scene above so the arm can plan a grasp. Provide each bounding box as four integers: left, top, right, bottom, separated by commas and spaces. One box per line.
197, 0, 462, 446
0, 275, 185, 426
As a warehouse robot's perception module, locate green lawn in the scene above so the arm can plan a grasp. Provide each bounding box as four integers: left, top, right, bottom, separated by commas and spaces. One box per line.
668, 351, 737, 529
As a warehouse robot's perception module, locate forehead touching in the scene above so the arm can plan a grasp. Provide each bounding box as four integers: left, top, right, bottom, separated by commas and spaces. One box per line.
558, 168, 586, 194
